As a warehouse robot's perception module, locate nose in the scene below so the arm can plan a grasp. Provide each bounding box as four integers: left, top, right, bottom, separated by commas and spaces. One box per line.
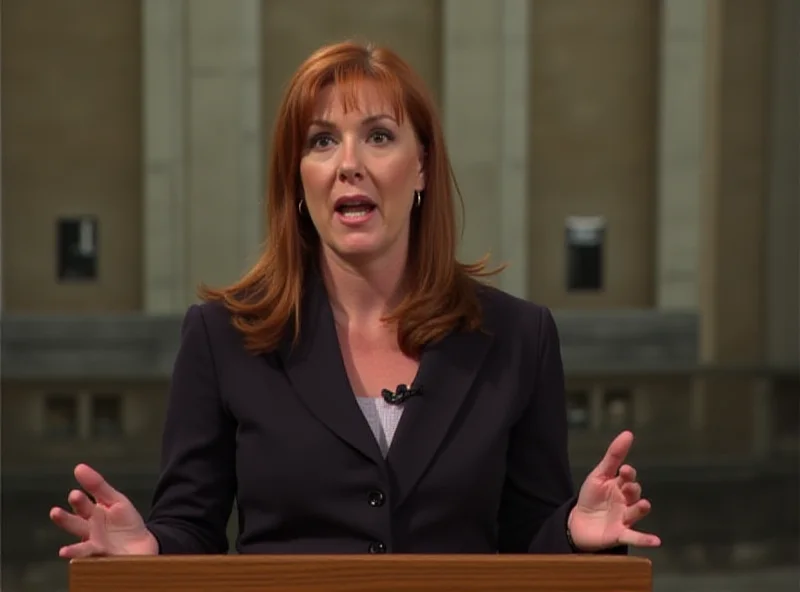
337, 137, 364, 182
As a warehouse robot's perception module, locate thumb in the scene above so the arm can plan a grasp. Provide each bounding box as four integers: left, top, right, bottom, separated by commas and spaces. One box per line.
74, 464, 125, 507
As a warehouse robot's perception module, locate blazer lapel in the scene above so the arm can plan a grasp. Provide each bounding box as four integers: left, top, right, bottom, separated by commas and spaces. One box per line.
386, 326, 494, 509
277, 271, 384, 467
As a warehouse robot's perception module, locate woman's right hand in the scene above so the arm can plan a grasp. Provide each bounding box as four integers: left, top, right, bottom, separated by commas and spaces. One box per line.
50, 464, 159, 558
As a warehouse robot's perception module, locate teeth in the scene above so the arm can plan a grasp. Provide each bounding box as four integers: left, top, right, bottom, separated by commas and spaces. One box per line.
341, 208, 371, 218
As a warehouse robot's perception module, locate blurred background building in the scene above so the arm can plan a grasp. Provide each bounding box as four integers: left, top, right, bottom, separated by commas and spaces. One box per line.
1, 0, 798, 590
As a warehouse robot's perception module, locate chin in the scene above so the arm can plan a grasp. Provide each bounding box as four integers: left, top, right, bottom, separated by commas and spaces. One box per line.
329, 235, 388, 260
336, 243, 383, 259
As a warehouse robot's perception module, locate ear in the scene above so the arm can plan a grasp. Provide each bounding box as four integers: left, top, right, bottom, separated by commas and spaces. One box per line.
416, 147, 427, 192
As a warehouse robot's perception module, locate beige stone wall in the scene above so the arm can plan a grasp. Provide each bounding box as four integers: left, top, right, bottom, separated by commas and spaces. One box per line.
2, 0, 143, 313
527, 0, 659, 309
0, 0, 792, 489
261, 0, 442, 152
1, 0, 793, 378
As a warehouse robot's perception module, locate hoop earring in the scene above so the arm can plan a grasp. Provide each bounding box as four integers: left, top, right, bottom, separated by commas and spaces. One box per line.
298, 198, 305, 215
414, 190, 422, 208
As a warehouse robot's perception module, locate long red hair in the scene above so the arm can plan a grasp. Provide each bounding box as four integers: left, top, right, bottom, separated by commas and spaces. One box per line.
200, 40, 501, 357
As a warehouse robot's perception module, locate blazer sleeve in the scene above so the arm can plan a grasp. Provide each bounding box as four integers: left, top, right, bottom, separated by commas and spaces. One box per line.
145, 304, 237, 554
497, 306, 577, 554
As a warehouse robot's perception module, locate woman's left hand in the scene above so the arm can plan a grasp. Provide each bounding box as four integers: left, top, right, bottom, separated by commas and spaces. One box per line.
568, 430, 661, 552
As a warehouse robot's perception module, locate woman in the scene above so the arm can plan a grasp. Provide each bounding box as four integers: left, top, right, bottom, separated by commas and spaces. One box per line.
51, 41, 660, 557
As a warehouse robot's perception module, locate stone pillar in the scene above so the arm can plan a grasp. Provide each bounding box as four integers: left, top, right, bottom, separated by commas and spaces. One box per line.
655, 0, 707, 310
184, 0, 264, 299
698, 0, 770, 365
142, 0, 188, 314
442, 0, 530, 300
142, 0, 264, 314
765, 0, 800, 367
695, 0, 772, 460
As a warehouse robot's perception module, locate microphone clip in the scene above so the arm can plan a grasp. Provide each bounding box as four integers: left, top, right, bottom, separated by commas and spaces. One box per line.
381, 383, 421, 405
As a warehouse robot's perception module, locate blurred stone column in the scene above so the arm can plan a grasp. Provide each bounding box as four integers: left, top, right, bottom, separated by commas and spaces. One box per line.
655, 0, 707, 310
699, 0, 770, 366
442, 0, 530, 300
696, 0, 771, 459
765, 0, 800, 368
142, 0, 264, 314
142, 0, 188, 313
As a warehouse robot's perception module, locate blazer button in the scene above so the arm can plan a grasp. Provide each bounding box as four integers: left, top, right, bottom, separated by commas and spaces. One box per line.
367, 490, 385, 507
368, 541, 387, 554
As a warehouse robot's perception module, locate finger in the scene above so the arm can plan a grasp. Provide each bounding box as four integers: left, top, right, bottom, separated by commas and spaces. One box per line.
621, 482, 642, 504
623, 498, 651, 525
49, 507, 90, 539
74, 464, 125, 506
592, 431, 634, 479
67, 489, 95, 520
87, 502, 115, 547
616, 464, 637, 483
617, 527, 661, 548
59, 540, 103, 559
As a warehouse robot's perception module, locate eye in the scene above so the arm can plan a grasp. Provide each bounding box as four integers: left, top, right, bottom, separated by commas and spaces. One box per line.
369, 129, 394, 145
309, 132, 335, 150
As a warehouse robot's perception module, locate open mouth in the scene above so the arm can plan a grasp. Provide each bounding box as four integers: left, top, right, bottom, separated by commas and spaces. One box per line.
334, 199, 377, 220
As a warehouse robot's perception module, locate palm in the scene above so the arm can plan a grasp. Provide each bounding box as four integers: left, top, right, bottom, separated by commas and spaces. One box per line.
568, 431, 661, 552
572, 472, 630, 547
90, 500, 150, 554
50, 464, 158, 558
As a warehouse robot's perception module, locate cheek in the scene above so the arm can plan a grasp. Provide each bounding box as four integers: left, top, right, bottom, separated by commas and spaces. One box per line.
376, 156, 419, 202
299, 162, 333, 202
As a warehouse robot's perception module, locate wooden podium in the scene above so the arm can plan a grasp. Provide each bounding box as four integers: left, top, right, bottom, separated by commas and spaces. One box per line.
69, 554, 652, 591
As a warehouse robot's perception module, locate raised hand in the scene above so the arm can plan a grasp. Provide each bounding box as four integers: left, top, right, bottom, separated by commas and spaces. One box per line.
567, 431, 661, 552
49, 464, 159, 558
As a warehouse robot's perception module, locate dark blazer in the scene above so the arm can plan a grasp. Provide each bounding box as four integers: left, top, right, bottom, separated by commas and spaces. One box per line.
146, 271, 580, 555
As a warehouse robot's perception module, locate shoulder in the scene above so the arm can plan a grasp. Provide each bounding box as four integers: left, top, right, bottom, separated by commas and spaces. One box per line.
178, 300, 247, 353
474, 281, 559, 344
478, 284, 561, 358
179, 300, 230, 331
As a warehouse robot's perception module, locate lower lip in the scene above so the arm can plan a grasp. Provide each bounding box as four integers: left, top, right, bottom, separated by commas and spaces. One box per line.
335, 208, 376, 226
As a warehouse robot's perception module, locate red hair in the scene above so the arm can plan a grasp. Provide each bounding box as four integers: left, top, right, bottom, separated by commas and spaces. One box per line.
200, 40, 501, 357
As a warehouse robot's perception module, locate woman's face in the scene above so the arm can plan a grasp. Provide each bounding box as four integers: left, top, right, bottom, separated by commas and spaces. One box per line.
299, 80, 425, 266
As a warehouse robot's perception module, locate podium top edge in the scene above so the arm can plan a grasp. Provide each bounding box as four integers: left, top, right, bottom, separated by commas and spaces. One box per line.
71, 554, 652, 565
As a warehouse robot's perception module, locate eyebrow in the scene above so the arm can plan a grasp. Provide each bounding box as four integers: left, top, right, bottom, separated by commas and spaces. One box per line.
309, 114, 397, 129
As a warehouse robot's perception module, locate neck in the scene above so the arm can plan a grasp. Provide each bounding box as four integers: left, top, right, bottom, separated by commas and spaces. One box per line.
320, 245, 408, 327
